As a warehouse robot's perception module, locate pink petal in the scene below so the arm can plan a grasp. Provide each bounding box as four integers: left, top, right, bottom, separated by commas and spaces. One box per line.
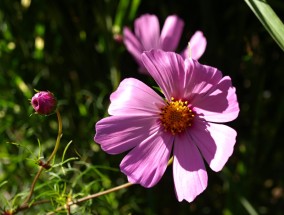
181, 31, 207, 60
141, 50, 185, 101
190, 31, 207, 60
95, 115, 160, 154
109, 78, 165, 116
183, 59, 223, 101
193, 76, 240, 122
123, 27, 144, 67
173, 133, 208, 202
120, 127, 174, 188
189, 119, 237, 172
183, 59, 239, 122
134, 14, 160, 50
160, 15, 184, 51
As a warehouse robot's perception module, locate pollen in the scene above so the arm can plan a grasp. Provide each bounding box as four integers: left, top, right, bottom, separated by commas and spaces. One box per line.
160, 97, 195, 135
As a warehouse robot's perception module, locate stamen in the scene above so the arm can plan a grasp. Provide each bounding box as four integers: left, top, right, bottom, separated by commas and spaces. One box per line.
160, 97, 195, 135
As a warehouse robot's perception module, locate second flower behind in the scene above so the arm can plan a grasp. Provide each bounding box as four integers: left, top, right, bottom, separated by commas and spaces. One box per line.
123, 14, 207, 74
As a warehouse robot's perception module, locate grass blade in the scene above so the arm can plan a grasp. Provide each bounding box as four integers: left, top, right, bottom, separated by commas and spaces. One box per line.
244, 0, 284, 51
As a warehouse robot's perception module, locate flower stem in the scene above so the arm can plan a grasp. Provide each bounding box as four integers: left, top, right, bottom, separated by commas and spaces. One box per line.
46, 110, 62, 165
21, 167, 44, 206
14, 200, 50, 213
46, 182, 133, 215
71, 182, 133, 204
21, 110, 62, 207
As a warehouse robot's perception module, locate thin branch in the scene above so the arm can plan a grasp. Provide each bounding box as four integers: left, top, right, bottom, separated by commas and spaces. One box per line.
46, 182, 133, 215
14, 200, 50, 213
20, 110, 62, 207
21, 167, 44, 206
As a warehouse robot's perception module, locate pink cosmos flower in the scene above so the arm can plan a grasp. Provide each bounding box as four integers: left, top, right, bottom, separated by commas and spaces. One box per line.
94, 50, 239, 202
123, 14, 207, 74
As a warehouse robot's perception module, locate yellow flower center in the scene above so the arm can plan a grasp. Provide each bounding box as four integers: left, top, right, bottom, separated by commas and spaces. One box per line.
160, 97, 195, 135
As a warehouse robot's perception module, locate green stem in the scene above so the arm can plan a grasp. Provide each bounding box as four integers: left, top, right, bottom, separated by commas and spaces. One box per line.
21, 167, 44, 206
20, 110, 62, 207
46, 110, 63, 165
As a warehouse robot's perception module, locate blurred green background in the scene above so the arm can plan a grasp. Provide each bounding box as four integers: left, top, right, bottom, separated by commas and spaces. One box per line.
0, 0, 284, 214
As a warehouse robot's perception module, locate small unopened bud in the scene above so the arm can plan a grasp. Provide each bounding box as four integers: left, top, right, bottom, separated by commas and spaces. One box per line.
31, 91, 57, 115
37, 160, 51, 170
113, 33, 123, 43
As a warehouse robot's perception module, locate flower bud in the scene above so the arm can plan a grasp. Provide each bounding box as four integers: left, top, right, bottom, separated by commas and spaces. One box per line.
31, 91, 57, 115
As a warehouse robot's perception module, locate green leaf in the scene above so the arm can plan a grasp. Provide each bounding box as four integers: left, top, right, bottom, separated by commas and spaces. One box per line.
0, 180, 8, 188
113, 0, 130, 32
113, 0, 141, 33
240, 196, 259, 215
128, 0, 141, 21
244, 0, 284, 51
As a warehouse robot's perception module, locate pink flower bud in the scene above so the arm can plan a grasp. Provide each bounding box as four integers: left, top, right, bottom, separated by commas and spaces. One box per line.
113, 33, 123, 43
31, 91, 57, 115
